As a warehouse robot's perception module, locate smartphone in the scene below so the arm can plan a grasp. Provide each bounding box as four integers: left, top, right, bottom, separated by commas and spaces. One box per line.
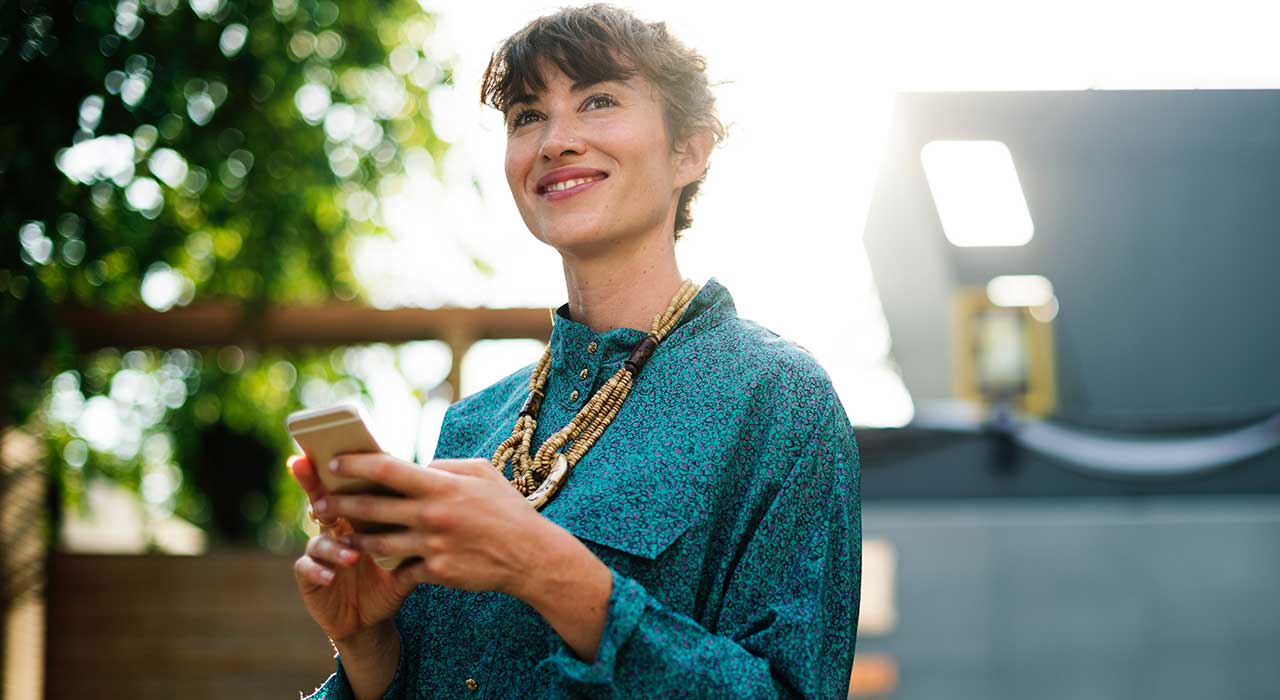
285, 403, 413, 570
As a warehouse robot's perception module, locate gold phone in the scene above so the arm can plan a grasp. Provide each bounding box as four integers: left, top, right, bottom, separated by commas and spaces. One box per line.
286, 403, 413, 570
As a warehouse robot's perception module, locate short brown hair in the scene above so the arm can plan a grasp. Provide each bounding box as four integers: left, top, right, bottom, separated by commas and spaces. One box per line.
480, 3, 725, 240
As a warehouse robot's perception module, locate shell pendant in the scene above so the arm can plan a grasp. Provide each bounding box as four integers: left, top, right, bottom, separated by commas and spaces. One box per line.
525, 453, 569, 510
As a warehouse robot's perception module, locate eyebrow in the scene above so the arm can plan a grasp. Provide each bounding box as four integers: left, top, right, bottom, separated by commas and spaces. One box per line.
507, 93, 537, 110
506, 78, 631, 112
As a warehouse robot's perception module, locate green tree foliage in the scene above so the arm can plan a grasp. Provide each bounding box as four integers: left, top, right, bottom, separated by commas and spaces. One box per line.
0, 0, 455, 547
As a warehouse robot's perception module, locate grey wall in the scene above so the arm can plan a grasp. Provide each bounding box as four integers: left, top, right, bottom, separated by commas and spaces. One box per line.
860, 498, 1280, 700
862, 90, 1280, 430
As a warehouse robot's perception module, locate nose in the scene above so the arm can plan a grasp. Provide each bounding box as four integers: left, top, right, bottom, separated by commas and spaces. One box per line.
538, 122, 583, 161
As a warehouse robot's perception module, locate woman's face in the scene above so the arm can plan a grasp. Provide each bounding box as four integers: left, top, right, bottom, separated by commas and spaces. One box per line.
503, 63, 698, 257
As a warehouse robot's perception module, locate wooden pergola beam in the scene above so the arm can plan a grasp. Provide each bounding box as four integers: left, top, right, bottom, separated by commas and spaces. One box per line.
57, 303, 554, 350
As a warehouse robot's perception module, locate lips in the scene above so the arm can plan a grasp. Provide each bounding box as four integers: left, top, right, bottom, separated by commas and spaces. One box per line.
536, 166, 609, 194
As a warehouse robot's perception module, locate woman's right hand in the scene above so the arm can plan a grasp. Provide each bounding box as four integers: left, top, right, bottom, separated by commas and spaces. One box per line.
288, 454, 416, 644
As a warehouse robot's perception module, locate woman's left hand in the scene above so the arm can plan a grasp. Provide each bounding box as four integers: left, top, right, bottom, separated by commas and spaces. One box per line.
314, 455, 553, 598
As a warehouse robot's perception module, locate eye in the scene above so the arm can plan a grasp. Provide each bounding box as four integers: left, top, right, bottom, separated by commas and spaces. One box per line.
509, 109, 542, 130
582, 93, 617, 111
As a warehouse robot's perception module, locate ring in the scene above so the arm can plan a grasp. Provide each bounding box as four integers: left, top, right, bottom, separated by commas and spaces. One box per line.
306, 503, 333, 527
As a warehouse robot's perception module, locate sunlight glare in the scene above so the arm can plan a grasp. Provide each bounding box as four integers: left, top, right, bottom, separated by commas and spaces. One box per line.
921, 140, 1034, 247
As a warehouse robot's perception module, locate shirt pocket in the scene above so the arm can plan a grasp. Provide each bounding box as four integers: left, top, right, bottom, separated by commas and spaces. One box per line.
546, 484, 703, 566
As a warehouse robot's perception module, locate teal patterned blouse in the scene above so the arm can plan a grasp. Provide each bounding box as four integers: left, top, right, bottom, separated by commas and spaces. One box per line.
305, 277, 862, 699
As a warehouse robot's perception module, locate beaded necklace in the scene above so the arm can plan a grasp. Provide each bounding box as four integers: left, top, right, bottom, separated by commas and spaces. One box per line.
491, 279, 701, 510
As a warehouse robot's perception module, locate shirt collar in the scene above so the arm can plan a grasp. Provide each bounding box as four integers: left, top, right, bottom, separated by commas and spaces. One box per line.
548, 276, 737, 369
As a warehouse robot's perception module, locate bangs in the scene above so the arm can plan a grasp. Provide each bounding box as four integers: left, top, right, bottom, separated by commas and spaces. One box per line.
481, 13, 648, 113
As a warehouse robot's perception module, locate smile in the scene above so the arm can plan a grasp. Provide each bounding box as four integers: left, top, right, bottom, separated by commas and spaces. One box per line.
539, 173, 608, 196
543, 175, 605, 193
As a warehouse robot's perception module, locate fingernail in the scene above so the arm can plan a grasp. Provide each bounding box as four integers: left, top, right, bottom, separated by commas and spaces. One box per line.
314, 498, 328, 513
319, 568, 334, 583
328, 459, 340, 473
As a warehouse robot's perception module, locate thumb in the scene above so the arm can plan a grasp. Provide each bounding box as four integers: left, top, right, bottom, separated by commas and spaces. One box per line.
392, 558, 430, 597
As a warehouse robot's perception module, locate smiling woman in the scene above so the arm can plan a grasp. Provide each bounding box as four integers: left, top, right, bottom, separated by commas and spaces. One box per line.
293, 4, 862, 699
483, 3, 725, 243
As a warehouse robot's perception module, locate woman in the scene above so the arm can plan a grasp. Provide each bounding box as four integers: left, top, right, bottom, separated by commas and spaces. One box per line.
290, 5, 861, 698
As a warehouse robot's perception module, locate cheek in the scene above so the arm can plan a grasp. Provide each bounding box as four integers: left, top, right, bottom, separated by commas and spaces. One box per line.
504, 142, 531, 197
613, 128, 674, 192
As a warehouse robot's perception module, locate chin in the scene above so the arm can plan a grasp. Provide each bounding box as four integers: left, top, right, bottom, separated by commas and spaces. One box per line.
532, 216, 621, 254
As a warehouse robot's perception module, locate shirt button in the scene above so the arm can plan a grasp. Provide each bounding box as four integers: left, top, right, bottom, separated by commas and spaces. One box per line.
587, 341, 598, 353
579, 368, 589, 380
465, 678, 479, 691
569, 390, 580, 402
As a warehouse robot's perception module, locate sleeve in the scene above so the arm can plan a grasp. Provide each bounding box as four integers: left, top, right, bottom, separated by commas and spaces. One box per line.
538, 396, 863, 699
301, 591, 424, 700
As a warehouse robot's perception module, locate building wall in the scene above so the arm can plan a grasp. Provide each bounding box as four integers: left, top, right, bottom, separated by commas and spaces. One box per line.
860, 497, 1280, 700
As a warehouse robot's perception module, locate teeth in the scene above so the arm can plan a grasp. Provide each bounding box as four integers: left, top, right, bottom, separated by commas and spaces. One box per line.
544, 175, 602, 193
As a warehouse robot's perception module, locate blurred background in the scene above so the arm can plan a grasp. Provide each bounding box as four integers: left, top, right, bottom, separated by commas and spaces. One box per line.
1, 0, 1277, 698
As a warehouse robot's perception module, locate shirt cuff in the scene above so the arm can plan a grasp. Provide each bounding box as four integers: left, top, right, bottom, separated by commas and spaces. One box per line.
305, 624, 409, 700
301, 652, 352, 700
542, 567, 649, 685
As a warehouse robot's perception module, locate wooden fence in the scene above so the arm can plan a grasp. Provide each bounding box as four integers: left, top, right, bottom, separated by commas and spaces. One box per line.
45, 551, 340, 699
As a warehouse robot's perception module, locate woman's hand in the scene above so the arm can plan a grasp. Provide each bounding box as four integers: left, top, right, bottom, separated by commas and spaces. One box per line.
316, 455, 551, 596
322, 455, 616, 665
287, 455, 418, 644
316, 453, 616, 662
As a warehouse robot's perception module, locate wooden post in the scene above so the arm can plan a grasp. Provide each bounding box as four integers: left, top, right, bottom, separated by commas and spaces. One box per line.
1, 425, 47, 700
444, 327, 475, 403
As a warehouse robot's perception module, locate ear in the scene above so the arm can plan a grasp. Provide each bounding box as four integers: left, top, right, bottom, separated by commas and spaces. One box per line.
672, 127, 715, 189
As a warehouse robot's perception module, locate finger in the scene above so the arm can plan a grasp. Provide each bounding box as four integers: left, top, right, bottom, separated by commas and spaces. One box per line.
429, 458, 495, 478
392, 557, 433, 594
305, 534, 361, 568
293, 554, 336, 587
290, 457, 345, 530
329, 454, 451, 497
319, 493, 423, 528
288, 455, 330, 500
349, 529, 428, 559
322, 516, 355, 539
306, 501, 343, 530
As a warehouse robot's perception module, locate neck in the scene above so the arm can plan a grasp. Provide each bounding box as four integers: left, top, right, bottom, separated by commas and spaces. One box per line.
560, 229, 685, 334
